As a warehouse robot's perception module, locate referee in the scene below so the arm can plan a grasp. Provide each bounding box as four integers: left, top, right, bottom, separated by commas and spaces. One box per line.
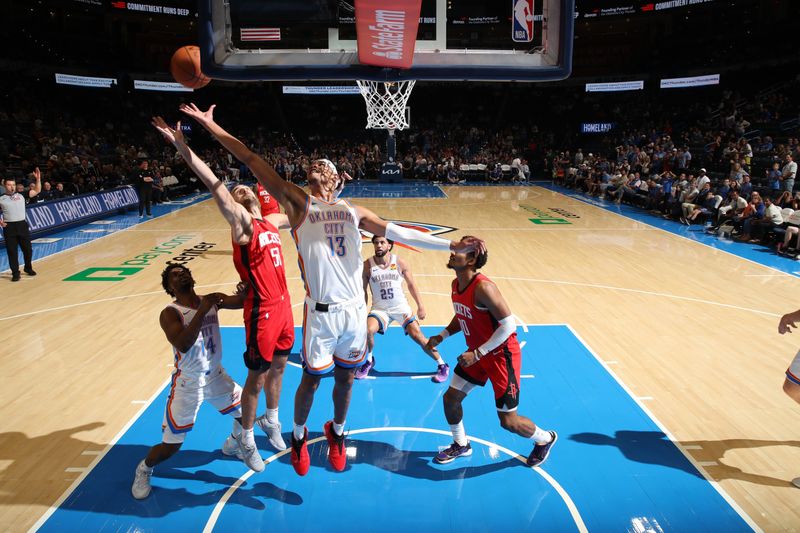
1, 168, 40, 282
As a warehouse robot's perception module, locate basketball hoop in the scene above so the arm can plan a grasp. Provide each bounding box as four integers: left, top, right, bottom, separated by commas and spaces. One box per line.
356, 80, 415, 131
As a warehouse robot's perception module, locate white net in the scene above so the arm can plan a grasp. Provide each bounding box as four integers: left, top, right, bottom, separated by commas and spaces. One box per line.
356, 80, 416, 130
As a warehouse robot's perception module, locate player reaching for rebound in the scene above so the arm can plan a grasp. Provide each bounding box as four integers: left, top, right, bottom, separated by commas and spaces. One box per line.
152, 117, 293, 473
132, 265, 245, 499
178, 102, 484, 476
426, 237, 557, 466
355, 235, 449, 382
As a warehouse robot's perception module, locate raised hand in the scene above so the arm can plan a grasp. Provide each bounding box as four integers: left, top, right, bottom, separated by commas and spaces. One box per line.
151, 117, 185, 146
32, 167, 41, 181
452, 236, 487, 255
179, 103, 216, 125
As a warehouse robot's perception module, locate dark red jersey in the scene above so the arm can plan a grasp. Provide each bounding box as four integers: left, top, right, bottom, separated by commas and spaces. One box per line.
257, 184, 281, 216
233, 217, 288, 303
451, 273, 519, 354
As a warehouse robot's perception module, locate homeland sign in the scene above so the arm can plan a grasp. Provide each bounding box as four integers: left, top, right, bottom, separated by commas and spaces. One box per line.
2, 186, 138, 245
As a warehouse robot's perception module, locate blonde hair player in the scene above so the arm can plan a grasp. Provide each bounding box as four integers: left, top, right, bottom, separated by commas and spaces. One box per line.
355, 234, 449, 382
178, 103, 485, 477
152, 117, 295, 474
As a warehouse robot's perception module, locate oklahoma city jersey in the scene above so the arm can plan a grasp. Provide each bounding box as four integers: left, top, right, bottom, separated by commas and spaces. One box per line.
166, 302, 222, 377
292, 196, 362, 303
367, 254, 409, 311
451, 273, 519, 353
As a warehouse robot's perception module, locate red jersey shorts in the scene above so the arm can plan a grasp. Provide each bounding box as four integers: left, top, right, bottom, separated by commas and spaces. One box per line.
243, 294, 294, 371
454, 342, 521, 412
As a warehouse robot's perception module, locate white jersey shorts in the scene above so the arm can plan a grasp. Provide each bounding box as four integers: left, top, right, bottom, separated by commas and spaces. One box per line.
368, 304, 417, 335
786, 350, 800, 386
302, 296, 368, 374
162, 367, 242, 444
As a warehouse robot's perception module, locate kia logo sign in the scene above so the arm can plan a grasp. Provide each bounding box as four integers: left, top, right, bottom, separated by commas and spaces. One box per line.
384, 168, 401, 175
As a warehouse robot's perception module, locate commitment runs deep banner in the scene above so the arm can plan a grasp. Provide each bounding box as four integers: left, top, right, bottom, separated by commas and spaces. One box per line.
2, 186, 138, 244
355, 0, 422, 69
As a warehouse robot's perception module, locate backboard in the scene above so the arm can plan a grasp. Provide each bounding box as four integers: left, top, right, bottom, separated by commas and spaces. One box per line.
198, 0, 574, 82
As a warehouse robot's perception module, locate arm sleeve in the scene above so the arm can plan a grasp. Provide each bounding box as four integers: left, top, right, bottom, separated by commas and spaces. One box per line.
385, 222, 451, 251
477, 315, 516, 355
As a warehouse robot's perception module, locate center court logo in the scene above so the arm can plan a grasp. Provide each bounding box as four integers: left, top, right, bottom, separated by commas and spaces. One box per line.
360, 220, 457, 251
64, 235, 218, 282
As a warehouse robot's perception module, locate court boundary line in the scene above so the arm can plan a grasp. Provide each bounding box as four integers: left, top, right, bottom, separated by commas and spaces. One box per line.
28, 376, 173, 533
202, 426, 587, 533
542, 184, 796, 279
563, 323, 761, 532
412, 274, 782, 317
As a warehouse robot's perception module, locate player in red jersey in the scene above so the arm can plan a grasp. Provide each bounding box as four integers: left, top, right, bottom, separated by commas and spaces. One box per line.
255, 183, 281, 216
152, 117, 293, 473
426, 236, 557, 466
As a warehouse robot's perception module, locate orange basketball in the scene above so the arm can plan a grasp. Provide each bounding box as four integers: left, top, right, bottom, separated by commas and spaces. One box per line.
170, 46, 210, 89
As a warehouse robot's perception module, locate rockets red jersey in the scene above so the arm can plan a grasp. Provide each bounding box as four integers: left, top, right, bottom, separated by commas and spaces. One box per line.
257, 184, 281, 216
451, 273, 519, 354
232, 217, 288, 303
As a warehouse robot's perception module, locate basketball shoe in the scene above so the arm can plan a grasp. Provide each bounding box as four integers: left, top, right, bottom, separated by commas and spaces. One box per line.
237, 435, 265, 472
355, 357, 374, 380
290, 427, 310, 476
433, 363, 450, 383
255, 415, 287, 451
131, 460, 153, 499
434, 441, 472, 464
221, 434, 242, 459
324, 421, 347, 471
527, 431, 557, 467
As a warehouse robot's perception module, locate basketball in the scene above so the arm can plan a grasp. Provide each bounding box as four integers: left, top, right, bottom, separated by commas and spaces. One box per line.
170, 46, 210, 89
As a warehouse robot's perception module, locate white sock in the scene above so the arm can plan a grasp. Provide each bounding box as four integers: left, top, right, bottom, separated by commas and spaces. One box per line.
266, 408, 279, 424
241, 427, 255, 446
332, 421, 345, 436
232, 419, 242, 437
435, 356, 445, 365
139, 459, 154, 472
450, 421, 468, 446
531, 426, 552, 444
367, 351, 374, 363
293, 423, 305, 440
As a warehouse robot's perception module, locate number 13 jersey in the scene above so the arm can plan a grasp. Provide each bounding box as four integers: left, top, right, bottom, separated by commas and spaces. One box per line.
291, 197, 363, 303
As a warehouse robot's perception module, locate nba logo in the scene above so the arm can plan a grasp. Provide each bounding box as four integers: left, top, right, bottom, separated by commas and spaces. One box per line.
512, 0, 534, 43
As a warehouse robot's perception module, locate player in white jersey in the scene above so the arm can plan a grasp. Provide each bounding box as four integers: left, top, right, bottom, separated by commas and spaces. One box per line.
179, 103, 485, 476
131, 264, 246, 500
356, 235, 450, 382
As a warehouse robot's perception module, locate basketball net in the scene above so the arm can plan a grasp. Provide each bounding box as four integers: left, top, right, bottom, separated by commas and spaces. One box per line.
356, 80, 416, 131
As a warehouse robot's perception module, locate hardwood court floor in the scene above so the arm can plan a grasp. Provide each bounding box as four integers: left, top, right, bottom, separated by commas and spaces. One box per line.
3, 185, 800, 531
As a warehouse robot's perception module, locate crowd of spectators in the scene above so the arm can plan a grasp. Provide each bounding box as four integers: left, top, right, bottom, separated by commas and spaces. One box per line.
552, 77, 800, 257
1, 69, 798, 217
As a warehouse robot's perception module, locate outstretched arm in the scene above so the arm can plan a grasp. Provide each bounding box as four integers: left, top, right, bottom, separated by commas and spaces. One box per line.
356, 205, 486, 254
179, 103, 306, 220
152, 117, 251, 243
